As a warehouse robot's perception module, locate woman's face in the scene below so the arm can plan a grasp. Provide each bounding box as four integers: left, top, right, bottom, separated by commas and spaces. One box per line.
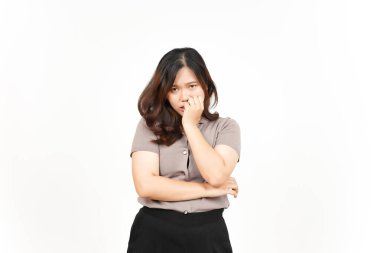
166, 67, 206, 116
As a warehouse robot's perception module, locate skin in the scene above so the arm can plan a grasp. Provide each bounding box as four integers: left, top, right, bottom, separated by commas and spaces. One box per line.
132, 67, 239, 201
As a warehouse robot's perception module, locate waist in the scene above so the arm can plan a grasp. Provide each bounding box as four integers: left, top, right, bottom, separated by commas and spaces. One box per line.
137, 195, 229, 213
140, 206, 224, 226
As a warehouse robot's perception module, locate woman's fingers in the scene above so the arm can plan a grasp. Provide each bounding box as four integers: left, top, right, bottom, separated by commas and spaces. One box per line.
196, 96, 204, 109
227, 188, 238, 198
227, 177, 238, 197
187, 96, 204, 110
188, 96, 194, 106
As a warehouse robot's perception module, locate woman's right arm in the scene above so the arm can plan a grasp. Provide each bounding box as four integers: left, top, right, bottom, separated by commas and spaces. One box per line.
132, 151, 238, 201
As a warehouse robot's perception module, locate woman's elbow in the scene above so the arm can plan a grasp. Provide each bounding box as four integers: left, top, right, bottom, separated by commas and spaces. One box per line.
135, 188, 148, 198
206, 174, 228, 187
134, 181, 152, 198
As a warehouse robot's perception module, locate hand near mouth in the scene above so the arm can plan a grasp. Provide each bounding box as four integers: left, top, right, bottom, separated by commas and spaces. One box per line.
182, 96, 204, 127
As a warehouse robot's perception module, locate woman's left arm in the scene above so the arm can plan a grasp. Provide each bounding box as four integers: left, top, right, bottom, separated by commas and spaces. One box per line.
183, 124, 239, 187
182, 96, 239, 187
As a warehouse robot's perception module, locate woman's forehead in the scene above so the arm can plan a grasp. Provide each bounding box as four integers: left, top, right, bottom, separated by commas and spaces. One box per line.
173, 68, 198, 85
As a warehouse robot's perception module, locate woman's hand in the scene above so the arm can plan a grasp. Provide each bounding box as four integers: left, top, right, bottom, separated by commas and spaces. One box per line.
182, 95, 204, 127
203, 177, 239, 198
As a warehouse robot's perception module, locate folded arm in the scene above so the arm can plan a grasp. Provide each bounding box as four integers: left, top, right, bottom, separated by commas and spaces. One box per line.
131, 151, 238, 201
183, 124, 239, 187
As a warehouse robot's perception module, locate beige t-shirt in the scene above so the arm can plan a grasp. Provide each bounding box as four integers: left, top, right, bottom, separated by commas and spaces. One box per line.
130, 116, 241, 213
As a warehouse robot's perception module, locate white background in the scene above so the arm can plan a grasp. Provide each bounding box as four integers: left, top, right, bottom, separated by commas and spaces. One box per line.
1, 0, 380, 252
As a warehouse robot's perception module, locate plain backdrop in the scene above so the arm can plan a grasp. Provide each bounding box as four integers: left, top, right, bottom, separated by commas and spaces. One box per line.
1, 0, 380, 252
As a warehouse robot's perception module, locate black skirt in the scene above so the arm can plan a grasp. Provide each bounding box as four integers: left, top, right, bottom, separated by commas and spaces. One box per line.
127, 206, 233, 253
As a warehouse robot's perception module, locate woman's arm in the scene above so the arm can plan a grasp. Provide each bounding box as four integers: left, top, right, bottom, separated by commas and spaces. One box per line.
183, 124, 239, 187
182, 96, 240, 187
132, 151, 238, 201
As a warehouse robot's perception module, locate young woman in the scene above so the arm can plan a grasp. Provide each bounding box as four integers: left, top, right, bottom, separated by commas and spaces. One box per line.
127, 47, 241, 253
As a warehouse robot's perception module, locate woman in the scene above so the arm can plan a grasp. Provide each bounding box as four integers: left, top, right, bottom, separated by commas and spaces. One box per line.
127, 47, 240, 253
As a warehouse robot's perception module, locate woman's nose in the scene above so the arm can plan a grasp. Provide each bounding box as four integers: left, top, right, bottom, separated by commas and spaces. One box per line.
179, 90, 189, 101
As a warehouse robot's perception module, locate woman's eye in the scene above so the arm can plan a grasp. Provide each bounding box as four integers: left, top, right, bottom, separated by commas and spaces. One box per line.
190, 84, 197, 89
171, 87, 178, 92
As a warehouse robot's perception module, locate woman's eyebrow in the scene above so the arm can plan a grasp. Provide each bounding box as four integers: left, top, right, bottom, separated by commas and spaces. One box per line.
173, 81, 198, 86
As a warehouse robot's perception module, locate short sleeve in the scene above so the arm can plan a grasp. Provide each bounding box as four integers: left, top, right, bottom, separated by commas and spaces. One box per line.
215, 118, 241, 158
130, 118, 159, 157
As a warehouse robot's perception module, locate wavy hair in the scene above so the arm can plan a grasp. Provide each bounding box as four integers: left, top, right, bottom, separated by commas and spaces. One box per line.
138, 47, 219, 146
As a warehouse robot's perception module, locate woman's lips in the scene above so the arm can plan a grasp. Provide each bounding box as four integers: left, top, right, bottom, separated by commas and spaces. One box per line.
179, 106, 185, 112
